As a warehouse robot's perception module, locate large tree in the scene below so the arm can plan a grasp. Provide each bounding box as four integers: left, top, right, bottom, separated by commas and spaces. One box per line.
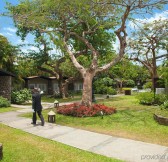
7, 0, 167, 106
0, 35, 18, 72
128, 18, 168, 90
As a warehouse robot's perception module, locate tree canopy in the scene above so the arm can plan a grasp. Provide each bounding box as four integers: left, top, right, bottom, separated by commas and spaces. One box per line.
127, 18, 168, 89
0, 34, 18, 72
6, 0, 168, 106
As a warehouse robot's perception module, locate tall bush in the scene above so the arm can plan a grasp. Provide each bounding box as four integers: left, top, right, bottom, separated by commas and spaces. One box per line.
11, 88, 31, 104
93, 77, 117, 95
123, 79, 135, 87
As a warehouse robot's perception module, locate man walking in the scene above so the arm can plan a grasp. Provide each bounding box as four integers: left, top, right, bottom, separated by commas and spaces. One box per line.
31, 88, 45, 126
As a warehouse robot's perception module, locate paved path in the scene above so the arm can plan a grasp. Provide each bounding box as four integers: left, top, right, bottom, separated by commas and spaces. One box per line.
1, 102, 168, 162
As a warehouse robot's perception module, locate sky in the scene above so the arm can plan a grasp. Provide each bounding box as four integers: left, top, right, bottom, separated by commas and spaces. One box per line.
0, 0, 168, 53
0, 0, 36, 53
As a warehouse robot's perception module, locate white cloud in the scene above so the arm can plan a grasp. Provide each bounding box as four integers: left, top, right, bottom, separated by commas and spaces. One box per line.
0, 32, 14, 37
128, 10, 168, 29
17, 39, 29, 44
0, 33, 4, 36
4, 27, 17, 33
21, 46, 39, 54
21, 48, 29, 53
6, 32, 14, 36
29, 46, 39, 51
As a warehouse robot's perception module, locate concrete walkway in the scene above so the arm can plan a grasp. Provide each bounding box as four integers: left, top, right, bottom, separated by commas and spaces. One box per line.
1, 102, 168, 162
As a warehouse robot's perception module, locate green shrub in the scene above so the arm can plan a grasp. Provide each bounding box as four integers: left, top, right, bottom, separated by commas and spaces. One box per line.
143, 82, 152, 89
154, 93, 167, 105
137, 92, 167, 105
93, 77, 117, 95
161, 100, 168, 109
137, 92, 154, 105
11, 88, 31, 104
106, 87, 117, 95
123, 79, 135, 87
0, 96, 10, 108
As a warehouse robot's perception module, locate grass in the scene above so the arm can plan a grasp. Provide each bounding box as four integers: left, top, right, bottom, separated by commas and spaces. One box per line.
0, 124, 121, 162
41, 95, 81, 103
0, 107, 19, 113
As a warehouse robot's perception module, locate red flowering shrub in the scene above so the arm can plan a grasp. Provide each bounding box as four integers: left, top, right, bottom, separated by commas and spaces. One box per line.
57, 103, 116, 117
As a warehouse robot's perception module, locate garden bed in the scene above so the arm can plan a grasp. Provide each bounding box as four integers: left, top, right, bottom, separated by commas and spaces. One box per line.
57, 103, 116, 117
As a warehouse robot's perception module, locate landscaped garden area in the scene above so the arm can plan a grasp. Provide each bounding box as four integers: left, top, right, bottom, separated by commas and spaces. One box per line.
0, 0, 168, 161
21, 94, 168, 147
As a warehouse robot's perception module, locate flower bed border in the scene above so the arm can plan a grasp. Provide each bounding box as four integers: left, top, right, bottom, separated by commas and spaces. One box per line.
153, 114, 168, 126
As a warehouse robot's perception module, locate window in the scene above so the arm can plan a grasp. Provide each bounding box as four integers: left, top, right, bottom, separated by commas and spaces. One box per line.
37, 84, 47, 92
74, 82, 83, 91
53, 83, 59, 92
29, 84, 35, 89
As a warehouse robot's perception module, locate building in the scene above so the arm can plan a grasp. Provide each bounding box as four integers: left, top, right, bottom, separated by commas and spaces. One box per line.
0, 69, 15, 101
24, 76, 83, 95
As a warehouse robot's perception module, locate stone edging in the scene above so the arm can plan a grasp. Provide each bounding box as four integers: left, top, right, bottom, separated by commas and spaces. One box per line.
153, 114, 168, 126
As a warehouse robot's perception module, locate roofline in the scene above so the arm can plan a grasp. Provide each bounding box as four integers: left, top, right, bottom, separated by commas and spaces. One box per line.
23, 76, 57, 80
0, 69, 15, 77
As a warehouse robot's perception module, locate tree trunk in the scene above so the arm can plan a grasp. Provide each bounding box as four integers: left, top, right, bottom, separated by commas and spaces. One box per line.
58, 79, 68, 99
81, 71, 94, 107
119, 81, 123, 93
61, 82, 68, 99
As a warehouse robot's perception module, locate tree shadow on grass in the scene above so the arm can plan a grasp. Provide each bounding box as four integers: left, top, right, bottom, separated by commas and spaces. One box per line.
97, 97, 125, 104
105, 109, 151, 126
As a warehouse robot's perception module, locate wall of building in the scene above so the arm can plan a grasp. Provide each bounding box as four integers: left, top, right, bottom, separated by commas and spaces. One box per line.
0, 76, 12, 100
27, 78, 48, 93
26, 77, 83, 95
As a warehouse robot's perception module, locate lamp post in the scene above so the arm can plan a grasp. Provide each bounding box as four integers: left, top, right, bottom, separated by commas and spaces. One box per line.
54, 100, 59, 108
48, 110, 56, 123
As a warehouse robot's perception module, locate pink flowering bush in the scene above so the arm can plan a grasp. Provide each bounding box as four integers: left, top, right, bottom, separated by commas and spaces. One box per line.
57, 103, 116, 117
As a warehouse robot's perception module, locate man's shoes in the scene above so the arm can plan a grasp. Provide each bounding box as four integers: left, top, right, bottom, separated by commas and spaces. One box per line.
41, 121, 45, 126
31, 122, 36, 125
40, 114, 45, 126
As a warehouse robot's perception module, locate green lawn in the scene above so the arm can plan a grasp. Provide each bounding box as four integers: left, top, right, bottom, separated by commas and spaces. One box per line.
0, 124, 121, 162
0, 107, 19, 113
41, 95, 81, 103
23, 95, 168, 146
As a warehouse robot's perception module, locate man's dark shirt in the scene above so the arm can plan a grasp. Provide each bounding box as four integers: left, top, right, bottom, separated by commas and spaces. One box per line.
32, 93, 42, 111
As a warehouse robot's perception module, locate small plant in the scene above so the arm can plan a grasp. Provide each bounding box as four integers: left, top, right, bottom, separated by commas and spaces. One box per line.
57, 103, 116, 117
154, 94, 167, 105
161, 100, 168, 109
0, 96, 10, 108
11, 88, 31, 104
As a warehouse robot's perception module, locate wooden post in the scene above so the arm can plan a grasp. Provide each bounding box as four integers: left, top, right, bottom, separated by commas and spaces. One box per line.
0, 143, 3, 160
